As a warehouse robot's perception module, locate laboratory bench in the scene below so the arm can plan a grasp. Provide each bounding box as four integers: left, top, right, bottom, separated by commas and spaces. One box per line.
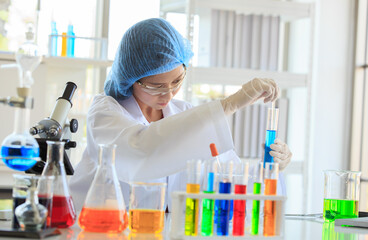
0, 216, 368, 240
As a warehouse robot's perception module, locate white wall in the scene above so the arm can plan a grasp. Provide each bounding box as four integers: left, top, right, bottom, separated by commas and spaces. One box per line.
307, 0, 355, 214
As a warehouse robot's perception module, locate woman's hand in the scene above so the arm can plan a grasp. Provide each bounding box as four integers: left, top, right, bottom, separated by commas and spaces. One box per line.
221, 78, 280, 115
269, 138, 292, 171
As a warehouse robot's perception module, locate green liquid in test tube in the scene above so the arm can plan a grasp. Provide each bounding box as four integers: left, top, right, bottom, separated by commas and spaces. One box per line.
201, 156, 217, 236
251, 162, 263, 235
251, 182, 261, 235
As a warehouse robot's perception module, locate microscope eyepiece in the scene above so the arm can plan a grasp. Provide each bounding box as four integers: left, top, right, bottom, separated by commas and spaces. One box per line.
58, 82, 77, 103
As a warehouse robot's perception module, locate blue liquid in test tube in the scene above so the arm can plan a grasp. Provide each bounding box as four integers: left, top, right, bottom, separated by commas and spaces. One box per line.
216, 181, 231, 236
263, 106, 279, 168
264, 129, 277, 165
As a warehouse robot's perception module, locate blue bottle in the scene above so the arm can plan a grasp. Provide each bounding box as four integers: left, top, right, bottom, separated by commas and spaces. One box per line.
50, 21, 58, 56
67, 24, 75, 57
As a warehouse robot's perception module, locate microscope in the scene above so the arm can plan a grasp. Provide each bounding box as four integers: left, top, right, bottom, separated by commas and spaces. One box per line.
28, 82, 78, 175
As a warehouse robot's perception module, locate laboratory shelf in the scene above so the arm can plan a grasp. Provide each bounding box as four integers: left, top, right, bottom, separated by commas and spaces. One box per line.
0, 52, 113, 68
189, 67, 308, 88
43, 57, 113, 68
160, 0, 314, 21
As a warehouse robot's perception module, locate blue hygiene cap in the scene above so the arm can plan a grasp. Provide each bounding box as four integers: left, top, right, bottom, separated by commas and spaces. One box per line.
104, 18, 194, 100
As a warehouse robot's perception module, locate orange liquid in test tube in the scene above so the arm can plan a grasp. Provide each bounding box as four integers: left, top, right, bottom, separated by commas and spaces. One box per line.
263, 179, 277, 236
79, 208, 128, 233
129, 209, 165, 233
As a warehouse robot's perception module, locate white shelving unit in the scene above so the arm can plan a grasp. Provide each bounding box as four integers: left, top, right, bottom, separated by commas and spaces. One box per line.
160, 0, 315, 214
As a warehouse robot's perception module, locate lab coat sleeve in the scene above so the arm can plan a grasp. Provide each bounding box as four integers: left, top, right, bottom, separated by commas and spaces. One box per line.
87, 96, 234, 182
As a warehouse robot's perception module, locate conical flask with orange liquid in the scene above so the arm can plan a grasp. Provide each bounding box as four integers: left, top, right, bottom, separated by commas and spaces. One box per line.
41, 141, 76, 228
78, 144, 128, 233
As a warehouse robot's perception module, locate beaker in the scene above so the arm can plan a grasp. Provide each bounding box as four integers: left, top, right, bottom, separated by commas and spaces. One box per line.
263, 108, 279, 167
11, 174, 54, 229
129, 182, 166, 234
41, 141, 76, 228
323, 170, 361, 222
78, 144, 128, 233
263, 162, 279, 237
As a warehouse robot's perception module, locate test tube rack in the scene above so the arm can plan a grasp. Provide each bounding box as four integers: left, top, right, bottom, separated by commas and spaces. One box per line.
170, 192, 286, 240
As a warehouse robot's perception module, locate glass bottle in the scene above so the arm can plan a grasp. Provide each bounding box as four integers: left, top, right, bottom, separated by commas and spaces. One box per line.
78, 144, 128, 233
15, 177, 48, 231
66, 24, 75, 57
41, 141, 76, 228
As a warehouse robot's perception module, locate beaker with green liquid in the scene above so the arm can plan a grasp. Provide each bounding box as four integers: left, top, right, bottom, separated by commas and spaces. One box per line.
323, 170, 361, 222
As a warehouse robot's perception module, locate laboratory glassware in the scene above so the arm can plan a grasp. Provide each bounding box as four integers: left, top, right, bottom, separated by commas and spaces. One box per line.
61, 32, 67, 57
67, 24, 75, 57
0, 24, 41, 171
216, 160, 233, 236
11, 174, 54, 229
233, 160, 249, 236
200, 159, 217, 236
41, 141, 76, 228
263, 107, 279, 168
323, 170, 361, 222
50, 21, 58, 56
79, 144, 128, 233
263, 162, 279, 236
15, 176, 47, 231
129, 182, 166, 233
251, 162, 264, 235
185, 159, 201, 236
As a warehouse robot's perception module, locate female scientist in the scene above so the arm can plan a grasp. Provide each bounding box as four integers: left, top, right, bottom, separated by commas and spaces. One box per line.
69, 18, 292, 211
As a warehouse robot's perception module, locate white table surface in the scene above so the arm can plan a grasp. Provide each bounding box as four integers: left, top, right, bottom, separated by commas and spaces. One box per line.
0, 215, 368, 240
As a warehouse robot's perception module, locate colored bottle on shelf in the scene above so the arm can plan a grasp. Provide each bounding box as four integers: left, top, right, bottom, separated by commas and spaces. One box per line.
50, 21, 58, 56
61, 32, 67, 57
67, 24, 75, 57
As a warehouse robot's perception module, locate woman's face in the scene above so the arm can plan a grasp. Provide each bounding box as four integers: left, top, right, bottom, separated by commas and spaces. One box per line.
133, 65, 186, 110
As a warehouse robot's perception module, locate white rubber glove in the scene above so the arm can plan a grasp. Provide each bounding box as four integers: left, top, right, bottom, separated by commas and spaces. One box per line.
220, 78, 279, 115
269, 138, 292, 171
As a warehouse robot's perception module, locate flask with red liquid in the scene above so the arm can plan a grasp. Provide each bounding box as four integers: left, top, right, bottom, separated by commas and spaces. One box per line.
41, 141, 76, 228
78, 144, 128, 233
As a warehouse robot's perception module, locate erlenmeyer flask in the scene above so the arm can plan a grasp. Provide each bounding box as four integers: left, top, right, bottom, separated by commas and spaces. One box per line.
78, 144, 128, 233
41, 141, 76, 228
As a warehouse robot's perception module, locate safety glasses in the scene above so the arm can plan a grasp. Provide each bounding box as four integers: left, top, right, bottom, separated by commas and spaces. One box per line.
137, 66, 186, 96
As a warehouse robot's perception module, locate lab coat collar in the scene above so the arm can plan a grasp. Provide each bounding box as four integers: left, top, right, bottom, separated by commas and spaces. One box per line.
119, 95, 182, 124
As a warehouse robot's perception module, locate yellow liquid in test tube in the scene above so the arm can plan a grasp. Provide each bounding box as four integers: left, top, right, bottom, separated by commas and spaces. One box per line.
185, 183, 200, 236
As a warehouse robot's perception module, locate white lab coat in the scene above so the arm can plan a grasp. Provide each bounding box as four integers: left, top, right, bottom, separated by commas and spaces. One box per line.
69, 94, 235, 211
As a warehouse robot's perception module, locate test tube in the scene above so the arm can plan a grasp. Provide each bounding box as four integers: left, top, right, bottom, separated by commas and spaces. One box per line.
185, 159, 201, 236
200, 159, 217, 236
251, 162, 263, 235
233, 160, 249, 236
263, 162, 279, 236
216, 160, 233, 236
264, 104, 279, 168
210, 143, 221, 225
